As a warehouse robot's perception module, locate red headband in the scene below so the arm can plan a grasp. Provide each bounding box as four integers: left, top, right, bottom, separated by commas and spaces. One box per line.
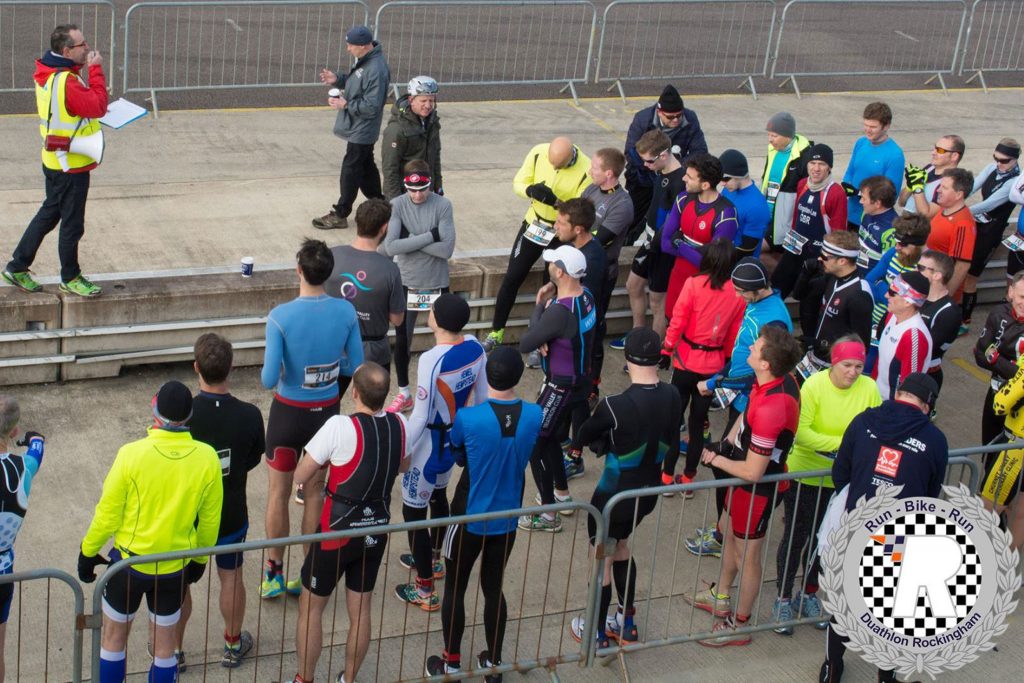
404, 173, 431, 190
831, 340, 866, 365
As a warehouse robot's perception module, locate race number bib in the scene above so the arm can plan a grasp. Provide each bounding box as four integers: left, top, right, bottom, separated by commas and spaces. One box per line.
710, 387, 738, 412
523, 219, 556, 246
795, 352, 827, 382
217, 448, 231, 476
406, 288, 441, 311
303, 360, 340, 389
856, 250, 871, 271
766, 181, 781, 203
1002, 233, 1024, 252
782, 229, 809, 255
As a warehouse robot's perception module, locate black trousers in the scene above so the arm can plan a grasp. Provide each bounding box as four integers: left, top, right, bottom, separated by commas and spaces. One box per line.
776, 482, 831, 599
441, 527, 516, 663
666, 368, 714, 478
491, 221, 562, 332
393, 286, 450, 388
8, 167, 89, 282
333, 141, 382, 219
590, 273, 617, 393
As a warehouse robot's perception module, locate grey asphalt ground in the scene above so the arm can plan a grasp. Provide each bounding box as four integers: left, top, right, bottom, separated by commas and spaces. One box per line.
0, 82, 1022, 680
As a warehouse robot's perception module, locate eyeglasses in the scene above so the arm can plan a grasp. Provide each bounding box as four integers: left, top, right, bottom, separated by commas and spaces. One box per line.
659, 111, 683, 121
994, 155, 1016, 164
818, 253, 836, 262
68, 41, 89, 49
886, 288, 898, 297
934, 145, 961, 156
916, 264, 936, 273
405, 187, 430, 194
641, 151, 665, 166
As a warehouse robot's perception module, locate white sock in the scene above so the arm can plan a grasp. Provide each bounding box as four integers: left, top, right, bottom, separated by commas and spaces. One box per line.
399, 386, 410, 398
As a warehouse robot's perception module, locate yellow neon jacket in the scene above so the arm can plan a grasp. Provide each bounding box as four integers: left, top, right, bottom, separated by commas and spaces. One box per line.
994, 355, 1024, 438
36, 70, 103, 172
512, 143, 591, 224
81, 428, 223, 574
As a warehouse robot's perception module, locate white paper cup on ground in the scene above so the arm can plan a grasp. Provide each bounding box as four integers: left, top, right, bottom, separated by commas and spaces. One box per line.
241, 256, 254, 278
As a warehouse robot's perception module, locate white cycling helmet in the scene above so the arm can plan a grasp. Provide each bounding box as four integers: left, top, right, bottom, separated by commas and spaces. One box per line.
407, 75, 439, 97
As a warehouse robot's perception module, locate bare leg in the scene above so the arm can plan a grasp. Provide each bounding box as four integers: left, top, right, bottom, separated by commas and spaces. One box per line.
734, 537, 765, 618
1008, 500, 1024, 551
173, 588, 191, 649
295, 589, 329, 680
266, 468, 294, 564
649, 291, 667, 339
625, 273, 648, 328
100, 613, 131, 654
343, 589, 374, 683
219, 567, 245, 638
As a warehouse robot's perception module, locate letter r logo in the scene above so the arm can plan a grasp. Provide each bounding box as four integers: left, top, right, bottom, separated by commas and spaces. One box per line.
892, 535, 962, 618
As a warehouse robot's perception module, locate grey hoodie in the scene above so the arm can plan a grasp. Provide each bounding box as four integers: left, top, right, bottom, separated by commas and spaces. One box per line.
332, 42, 391, 145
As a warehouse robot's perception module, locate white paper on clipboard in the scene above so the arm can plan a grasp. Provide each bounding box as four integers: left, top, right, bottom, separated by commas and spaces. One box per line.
99, 99, 148, 129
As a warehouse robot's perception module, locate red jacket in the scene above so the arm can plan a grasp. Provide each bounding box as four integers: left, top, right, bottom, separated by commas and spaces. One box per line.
663, 275, 746, 374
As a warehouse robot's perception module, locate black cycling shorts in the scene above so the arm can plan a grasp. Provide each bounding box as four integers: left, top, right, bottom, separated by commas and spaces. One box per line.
630, 242, 673, 293
102, 550, 187, 620
588, 489, 658, 542
301, 535, 387, 597
265, 396, 340, 472
968, 221, 1007, 278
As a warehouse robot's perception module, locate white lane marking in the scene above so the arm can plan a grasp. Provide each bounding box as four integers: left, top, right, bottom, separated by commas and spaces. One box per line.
226, 19, 244, 32
894, 30, 919, 42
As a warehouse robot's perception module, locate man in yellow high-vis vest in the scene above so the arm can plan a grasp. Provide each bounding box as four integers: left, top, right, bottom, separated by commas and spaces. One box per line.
3, 24, 107, 297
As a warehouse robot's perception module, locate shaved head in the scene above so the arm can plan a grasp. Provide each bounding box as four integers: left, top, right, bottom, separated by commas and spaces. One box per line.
548, 137, 574, 168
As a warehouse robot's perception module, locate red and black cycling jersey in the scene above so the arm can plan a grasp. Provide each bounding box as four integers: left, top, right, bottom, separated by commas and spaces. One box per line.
736, 374, 800, 491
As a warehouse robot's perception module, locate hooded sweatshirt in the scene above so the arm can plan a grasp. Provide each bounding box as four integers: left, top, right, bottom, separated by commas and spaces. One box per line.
34, 51, 108, 173
832, 399, 948, 511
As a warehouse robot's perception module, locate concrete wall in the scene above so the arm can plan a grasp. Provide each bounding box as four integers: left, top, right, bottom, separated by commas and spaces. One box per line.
0, 247, 1010, 387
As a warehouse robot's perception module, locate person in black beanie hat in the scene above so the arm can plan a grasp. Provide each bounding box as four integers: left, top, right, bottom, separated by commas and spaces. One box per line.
720, 149, 773, 258
623, 85, 708, 241
153, 380, 193, 425
567, 327, 682, 648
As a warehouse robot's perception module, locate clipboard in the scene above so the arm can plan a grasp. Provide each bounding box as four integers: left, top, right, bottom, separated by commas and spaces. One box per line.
99, 98, 148, 129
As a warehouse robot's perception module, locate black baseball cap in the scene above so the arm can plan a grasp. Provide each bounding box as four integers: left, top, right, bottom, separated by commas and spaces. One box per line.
624, 327, 661, 366
897, 372, 939, 409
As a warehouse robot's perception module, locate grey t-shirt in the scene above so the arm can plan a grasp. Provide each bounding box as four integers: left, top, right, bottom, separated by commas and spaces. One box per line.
326, 245, 404, 365
583, 183, 634, 280
379, 192, 455, 289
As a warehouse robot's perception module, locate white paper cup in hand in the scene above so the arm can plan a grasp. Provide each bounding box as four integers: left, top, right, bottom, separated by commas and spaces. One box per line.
328, 88, 341, 98
241, 256, 254, 278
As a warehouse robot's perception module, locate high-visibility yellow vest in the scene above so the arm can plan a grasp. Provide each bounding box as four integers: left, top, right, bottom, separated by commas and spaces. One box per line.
36, 71, 101, 171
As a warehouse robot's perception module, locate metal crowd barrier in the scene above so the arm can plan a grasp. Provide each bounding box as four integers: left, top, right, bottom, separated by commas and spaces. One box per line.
121, 0, 370, 112
958, 0, 1024, 92
86, 501, 603, 681
594, 0, 777, 101
0, 567, 85, 682
579, 449, 992, 678
0, 0, 115, 93
374, 0, 597, 104
770, 0, 970, 98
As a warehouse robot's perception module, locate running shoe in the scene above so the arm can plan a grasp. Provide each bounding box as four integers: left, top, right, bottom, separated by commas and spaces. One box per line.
957, 323, 970, 337
294, 483, 305, 505
563, 455, 585, 480
312, 212, 348, 230
526, 350, 542, 368
482, 329, 504, 352
398, 553, 445, 579
683, 584, 731, 618
685, 528, 723, 557
59, 274, 102, 297
771, 598, 794, 635
394, 582, 440, 611
221, 630, 254, 667
385, 392, 414, 413
662, 472, 695, 499
2, 270, 42, 293
175, 650, 186, 673
534, 491, 574, 515
477, 650, 503, 683
818, 659, 844, 683
286, 577, 302, 596
568, 615, 610, 649
698, 618, 751, 647
260, 573, 286, 599
795, 591, 829, 629
608, 335, 627, 350
605, 613, 639, 644
517, 513, 562, 533
425, 655, 458, 676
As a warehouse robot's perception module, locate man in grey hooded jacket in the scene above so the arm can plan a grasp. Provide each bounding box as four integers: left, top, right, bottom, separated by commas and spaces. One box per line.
314, 25, 391, 231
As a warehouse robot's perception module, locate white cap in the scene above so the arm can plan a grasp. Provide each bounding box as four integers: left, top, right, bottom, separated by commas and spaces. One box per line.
543, 245, 587, 279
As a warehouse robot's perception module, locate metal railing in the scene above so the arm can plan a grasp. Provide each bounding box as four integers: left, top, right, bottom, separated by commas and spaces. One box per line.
770, 0, 970, 97
594, 0, 777, 101
374, 0, 597, 104
121, 0, 370, 111
958, 0, 1024, 92
0, 567, 85, 682
0, 0, 115, 93
87, 501, 603, 680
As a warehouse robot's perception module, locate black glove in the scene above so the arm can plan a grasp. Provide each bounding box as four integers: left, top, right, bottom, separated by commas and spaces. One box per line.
802, 257, 822, 276
16, 430, 44, 447
77, 551, 110, 583
588, 434, 611, 457
436, 187, 444, 197
658, 353, 672, 371
185, 560, 207, 585
707, 440, 736, 460
841, 181, 857, 197
430, 225, 442, 242
525, 182, 558, 207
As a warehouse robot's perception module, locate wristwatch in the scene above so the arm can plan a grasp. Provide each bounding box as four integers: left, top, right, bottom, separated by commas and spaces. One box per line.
913, 188, 924, 195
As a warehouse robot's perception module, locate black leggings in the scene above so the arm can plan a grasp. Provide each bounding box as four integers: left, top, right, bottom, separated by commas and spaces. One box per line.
775, 482, 831, 599
403, 489, 451, 583
590, 274, 616, 392
665, 368, 714, 478
825, 621, 898, 682
393, 286, 449, 388
441, 527, 516, 663
770, 250, 805, 300
491, 221, 562, 332
530, 384, 585, 502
